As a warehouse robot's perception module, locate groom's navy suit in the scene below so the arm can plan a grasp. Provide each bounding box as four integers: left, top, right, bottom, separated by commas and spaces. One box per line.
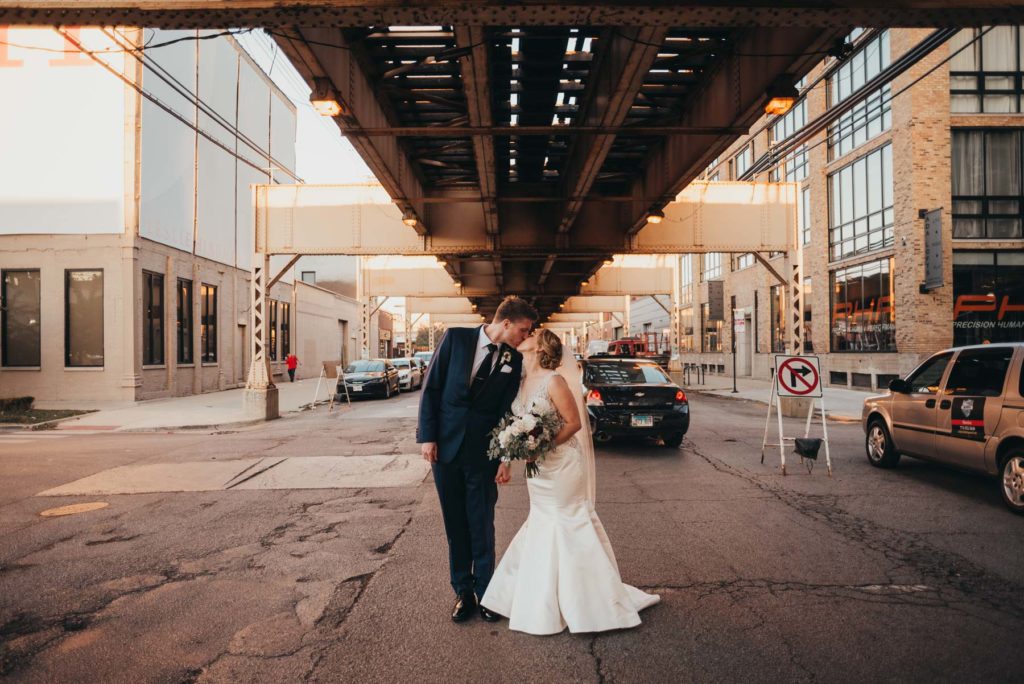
417, 326, 522, 597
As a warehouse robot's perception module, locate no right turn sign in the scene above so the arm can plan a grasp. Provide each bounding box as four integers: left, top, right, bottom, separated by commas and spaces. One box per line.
774, 355, 822, 398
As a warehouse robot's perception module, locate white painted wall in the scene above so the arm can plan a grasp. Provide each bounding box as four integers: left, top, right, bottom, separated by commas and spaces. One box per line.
0, 28, 126, 234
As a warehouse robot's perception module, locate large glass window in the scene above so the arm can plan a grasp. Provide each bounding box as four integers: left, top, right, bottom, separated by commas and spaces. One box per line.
829, 31, 891, 159
949, 26, 1024, 113
1, 269, 41, 367
952, 129, 1024, 239
828, 144, 894, 260
952, 251, 1024, 345
701, 253, 723, 281
679, 307, 694, 352
830, 258, 896, 352
770, 285, 786, 353
801, 187, 812, 245
701, 303, 723, 353
679, 255, 693, 305
177, 279, 193, 364
143, 271, 164, 366
733, 253, 755, 271
281, 302, 291, 356
201, 283, 217, 363
65, 270, 103, 367
734, 144, 752, 178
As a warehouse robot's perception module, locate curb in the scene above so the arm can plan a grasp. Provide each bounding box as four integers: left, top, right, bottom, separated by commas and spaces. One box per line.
688, 388, 862, 424
0, 413, 97, 432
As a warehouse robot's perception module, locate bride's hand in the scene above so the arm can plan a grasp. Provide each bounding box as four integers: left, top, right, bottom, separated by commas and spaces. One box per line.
495, 462, 512, 485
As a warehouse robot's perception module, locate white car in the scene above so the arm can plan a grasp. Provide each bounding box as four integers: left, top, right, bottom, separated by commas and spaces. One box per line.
390, 357, 423, 391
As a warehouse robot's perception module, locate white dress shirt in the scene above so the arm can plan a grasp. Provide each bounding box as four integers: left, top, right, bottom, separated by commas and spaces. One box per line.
471, 326, 500, 378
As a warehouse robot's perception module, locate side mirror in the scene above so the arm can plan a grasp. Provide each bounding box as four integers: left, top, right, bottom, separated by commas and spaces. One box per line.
888, 378, 910, 394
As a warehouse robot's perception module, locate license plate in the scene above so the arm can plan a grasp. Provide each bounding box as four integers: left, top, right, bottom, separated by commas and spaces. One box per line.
351, 385, 362, 392
631, 415, 654, 427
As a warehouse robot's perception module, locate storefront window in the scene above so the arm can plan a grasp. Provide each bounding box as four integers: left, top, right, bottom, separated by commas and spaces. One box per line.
701, 303, 723, 353
952, 129, 1024, 239
953, 251, 1024, 345
65, 270, 104, 367
143, 271, 164, 366
1, 270, 41, 367
679, 308, 694, 352
830, 258, 896, 352
770, 285, 786, 352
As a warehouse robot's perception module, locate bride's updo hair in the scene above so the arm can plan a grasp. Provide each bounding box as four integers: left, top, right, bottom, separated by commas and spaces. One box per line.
536, 329, 563, 371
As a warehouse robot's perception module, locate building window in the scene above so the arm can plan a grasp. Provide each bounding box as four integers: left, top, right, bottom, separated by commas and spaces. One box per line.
200, 284, 217, 363
949, 26, 1024, 114
1, 269, 41, 367
770, 285, 786, 353
828, 143, 894, 261
679, 255, 693, 305
281, 302, 291, 356
771, 145, 809, 183
733, 253, 755, 271
701, 303, 723, 353
65, 269, 103, 367
177, 279, 193, 364
269, 300, 278, 361
143, 271, 164, 366
830, 257, 896, 352
708, 171, 720, 182
800, 187, 812, 245
769, 99, 809, 182
679, 308, 694, 352
829, 31, 891, 159
803, 278, 814, 353
300, 271, 316, 285
701, 253, 723, 281
952, 250, 1024, 345
734, 144, 753, 178
952, 129, 1024, 239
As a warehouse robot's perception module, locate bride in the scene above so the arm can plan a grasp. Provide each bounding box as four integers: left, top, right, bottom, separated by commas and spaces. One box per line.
481, 329, 660, 635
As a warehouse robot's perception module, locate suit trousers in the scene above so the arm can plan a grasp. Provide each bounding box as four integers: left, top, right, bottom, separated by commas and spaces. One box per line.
432, 441, 500, 597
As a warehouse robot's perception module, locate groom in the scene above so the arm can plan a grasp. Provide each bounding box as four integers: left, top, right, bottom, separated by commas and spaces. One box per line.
417, 296, 537, 622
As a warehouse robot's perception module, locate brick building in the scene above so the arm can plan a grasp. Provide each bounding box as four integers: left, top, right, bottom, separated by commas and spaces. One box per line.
634, 27, 1024, 390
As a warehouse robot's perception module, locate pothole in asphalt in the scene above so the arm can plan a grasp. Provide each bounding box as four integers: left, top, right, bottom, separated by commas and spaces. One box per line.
39, 502, 109, 517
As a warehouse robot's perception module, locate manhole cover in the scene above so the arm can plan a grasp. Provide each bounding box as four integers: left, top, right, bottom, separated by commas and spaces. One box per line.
40, 502, 109, 517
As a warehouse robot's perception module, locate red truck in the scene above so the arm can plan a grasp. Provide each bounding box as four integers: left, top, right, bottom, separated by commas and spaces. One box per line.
604, 332, 670, 369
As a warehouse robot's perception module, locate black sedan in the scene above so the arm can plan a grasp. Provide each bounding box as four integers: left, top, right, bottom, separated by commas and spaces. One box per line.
581, 358, 690, 448
336, 359, 401, 399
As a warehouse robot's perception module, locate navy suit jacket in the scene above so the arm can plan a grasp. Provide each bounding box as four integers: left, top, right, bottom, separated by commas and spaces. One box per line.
417, 327, 523, 466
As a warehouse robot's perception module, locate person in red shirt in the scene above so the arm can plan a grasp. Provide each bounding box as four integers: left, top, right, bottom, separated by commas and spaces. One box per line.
286, 353, 299, 382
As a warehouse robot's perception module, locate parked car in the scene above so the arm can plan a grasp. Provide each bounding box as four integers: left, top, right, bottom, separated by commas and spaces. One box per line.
862, 342, 1024, 514
581, 357, 690, 448
412, 356, 427, 380
414, 351, 434, 370
604, 333, 670, 369
390, 357, 423, 391
337, 359, 400, 399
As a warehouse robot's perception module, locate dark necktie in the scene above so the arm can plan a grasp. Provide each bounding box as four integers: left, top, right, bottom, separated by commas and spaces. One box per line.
472, 343, 498, 390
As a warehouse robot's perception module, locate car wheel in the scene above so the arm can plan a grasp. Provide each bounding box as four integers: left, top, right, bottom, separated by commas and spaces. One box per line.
865, 418, 900, 468
663, 433, 684, 449
385, 383, 391, 399
1000, 449, 1024, 515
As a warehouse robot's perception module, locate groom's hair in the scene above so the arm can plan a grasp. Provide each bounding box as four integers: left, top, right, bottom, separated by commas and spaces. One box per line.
494, 296, 538, 324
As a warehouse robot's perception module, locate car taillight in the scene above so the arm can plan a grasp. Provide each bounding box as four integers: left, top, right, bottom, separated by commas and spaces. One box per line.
586, 389, 604, 406
675, 390, 686, 403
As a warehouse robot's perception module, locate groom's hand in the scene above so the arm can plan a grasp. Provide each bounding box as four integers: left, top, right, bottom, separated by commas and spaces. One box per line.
421, 442, 438, 464
495, 462, 511, 485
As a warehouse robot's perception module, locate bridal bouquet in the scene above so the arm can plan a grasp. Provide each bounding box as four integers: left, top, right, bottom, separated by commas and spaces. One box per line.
487, 407, 562, 478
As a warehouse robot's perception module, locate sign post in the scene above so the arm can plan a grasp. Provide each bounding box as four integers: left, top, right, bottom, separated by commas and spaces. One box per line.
761, 354, 832, 476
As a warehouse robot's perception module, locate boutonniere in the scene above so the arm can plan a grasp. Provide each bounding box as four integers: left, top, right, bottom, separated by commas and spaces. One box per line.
500, 350, 512, 365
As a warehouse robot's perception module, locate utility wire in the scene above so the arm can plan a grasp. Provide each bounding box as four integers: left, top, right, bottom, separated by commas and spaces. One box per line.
103, 27, 301, 183
0, 28, 248, 55
55, 27, 285, 180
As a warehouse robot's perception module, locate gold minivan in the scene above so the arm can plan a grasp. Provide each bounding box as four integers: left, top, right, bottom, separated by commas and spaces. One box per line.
862, 343, 1024, 514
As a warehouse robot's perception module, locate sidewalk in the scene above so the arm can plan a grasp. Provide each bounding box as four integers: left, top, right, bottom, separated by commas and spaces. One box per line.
50, 377, 337, 432
671, 372, 869, 421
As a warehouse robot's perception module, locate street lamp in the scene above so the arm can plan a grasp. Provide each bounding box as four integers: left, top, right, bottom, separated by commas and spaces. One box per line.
764, 77, 798, 116
647, 208, 665, 224
310, 78, 343, 117
402, 209, 419, 227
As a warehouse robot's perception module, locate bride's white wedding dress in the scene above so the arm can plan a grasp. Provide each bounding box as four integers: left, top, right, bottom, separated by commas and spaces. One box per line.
481, 371, 659, 635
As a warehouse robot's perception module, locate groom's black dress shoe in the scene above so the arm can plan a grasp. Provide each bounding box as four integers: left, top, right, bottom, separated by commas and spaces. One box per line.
478, 605, 501, 622
452, 592, 477, 622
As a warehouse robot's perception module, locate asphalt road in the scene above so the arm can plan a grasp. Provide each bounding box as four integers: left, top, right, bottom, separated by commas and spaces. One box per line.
1, 390, 1022, 683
